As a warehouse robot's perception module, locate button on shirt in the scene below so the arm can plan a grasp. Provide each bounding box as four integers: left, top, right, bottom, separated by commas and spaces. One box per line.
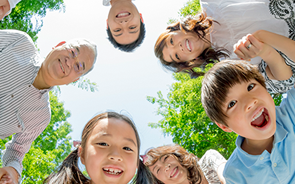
0, 30, 51, 177
223, 88, 295, 184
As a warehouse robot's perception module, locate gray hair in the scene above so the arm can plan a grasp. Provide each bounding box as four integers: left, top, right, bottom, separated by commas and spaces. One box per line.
66, 38, 98, 76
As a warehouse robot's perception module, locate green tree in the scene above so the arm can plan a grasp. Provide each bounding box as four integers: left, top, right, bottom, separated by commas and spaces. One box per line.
0, 92, 72, 183
1, 0, 65, 42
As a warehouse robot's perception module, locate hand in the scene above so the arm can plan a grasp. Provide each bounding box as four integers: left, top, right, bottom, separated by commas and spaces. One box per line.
0, 167, 19, 184
0, 0, 10, 20
234, 34, 265, 61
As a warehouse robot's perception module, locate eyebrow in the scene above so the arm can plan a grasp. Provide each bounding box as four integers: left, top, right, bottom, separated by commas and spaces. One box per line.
102, 134, 137, 146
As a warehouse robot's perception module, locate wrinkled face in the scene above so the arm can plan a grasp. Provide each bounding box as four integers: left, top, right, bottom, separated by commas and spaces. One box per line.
42, 43, 95, 86
162, 30, 210, 63
80, 118, 138, 184
149, 154, 189, 184
221, 79, 276, 141
107, 1, 141, 45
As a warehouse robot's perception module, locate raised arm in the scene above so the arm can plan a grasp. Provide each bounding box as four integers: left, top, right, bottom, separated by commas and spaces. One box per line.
253, 30, 295, 62
234, 33, 292, 81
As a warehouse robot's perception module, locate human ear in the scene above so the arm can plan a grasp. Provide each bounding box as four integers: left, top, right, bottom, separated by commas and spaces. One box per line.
140, 13, 144, 23
215, 122, 232, 132
78, 146, 85, 165
52, 41, 66, 49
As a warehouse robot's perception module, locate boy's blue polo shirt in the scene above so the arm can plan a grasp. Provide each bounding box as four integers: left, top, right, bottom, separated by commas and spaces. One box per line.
223, 88, 295, 184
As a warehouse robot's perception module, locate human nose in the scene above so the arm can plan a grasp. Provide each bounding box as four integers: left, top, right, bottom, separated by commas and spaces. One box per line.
117, 17, 129, 24
245, 98, 258, 112
164, 163, 171, 172
108, 148, 123, 162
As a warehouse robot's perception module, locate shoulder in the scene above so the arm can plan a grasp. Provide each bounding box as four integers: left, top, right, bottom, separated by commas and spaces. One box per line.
0, 29, 32, 41
223, 149, 246, 183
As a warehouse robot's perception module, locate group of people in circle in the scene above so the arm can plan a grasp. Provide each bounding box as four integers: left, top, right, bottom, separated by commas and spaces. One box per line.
1, 0, 295, 183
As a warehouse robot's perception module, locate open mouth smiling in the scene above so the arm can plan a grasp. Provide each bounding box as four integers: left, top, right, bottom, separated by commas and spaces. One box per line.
250, 108, 270, 129
103, 167, 123, 176
185, 39, 192, 52
170, 166, 179, 178
116, 12, 130, 18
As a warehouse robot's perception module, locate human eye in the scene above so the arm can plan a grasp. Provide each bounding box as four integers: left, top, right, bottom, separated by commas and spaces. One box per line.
175, 54, 180, 60
228, 100, 237, 109
247, 83, 255, 91
170, 37, 174, 45
163, 155, 169, 162
157, 168, 160, 174
97, 142, 109, 146
129, 26, 136, 29
114, 28, 121, 32
123, 147, 133, 151
74, 62, 83, 73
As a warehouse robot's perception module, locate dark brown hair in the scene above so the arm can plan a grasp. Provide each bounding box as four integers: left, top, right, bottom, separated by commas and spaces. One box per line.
155, 12, 229, 78
201, 60, 266, 126
44, 112, 155, 184
144, 144, 203, 184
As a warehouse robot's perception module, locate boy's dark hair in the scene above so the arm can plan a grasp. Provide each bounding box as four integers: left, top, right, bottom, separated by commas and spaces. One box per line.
201, 60, 266, 126
106, 20, 146, 52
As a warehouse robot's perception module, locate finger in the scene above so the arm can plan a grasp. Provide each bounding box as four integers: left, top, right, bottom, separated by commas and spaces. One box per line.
247, 34, 261, 46
234, 47, 246, 60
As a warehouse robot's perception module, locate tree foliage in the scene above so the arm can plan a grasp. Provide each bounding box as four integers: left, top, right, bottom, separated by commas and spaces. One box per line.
1, 0, 65, 42
0, 92, 72, 183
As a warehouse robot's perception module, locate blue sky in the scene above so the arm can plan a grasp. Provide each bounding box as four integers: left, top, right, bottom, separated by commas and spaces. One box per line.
36, 0, 190, 154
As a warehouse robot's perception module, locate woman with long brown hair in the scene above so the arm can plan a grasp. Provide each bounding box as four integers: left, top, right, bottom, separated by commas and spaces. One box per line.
143, 145, 226, 184
155, 0, 295, 94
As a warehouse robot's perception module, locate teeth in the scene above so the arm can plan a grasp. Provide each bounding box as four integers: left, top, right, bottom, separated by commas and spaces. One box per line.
59, 60, 65, 73
103, 168, 123, 175
170, 167, 177, 178
252, 108, 264, 122
265, 114, 269, 121
186, 40, 191, 51
117, 13, 129, 17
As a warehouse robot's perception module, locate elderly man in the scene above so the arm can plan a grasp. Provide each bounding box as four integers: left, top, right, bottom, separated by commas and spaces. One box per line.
0, 0, 21, 20
0, 29, 97, 183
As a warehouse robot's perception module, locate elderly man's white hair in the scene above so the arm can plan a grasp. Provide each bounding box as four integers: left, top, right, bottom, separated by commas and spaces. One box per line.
66, 38, 98, 76
7, 0, 21, 15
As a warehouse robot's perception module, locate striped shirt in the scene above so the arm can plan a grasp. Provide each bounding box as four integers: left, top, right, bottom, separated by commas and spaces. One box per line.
0, 30, 51, 178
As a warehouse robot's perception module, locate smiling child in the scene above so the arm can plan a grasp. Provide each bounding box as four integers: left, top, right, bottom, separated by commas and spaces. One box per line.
201, 59, 295, 183
44, 112, 154, 184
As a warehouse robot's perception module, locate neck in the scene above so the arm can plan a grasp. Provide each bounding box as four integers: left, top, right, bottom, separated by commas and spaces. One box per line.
33, 65, 51, 90
241, 135, 274, 155
110, 0, 131, 5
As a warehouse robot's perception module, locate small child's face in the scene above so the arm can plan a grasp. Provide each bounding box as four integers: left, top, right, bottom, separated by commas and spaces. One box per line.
148, 154, 188, 184
218, 79, 276, 141
80, 118, 138, 184
107, 1, 141, 45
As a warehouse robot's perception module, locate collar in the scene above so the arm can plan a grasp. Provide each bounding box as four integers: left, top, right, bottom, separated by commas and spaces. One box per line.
235, 122, 287, 168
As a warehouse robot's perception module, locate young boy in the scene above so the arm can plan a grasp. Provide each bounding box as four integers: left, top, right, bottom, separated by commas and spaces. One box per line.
201, 59, 295, 183
103, 0, 145, 52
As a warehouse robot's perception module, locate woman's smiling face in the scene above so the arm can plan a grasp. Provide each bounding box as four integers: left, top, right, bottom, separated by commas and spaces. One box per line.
149, 154, 189, 184
162, 30, 210, 63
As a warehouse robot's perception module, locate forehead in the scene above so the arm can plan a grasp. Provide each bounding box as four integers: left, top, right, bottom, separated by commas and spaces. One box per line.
76, 45, 95, 72
90, 118, 137, 144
